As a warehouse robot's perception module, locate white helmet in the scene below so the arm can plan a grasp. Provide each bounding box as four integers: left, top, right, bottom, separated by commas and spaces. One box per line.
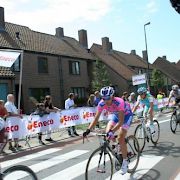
100, 86, 114, 100
0, 118, 5, 131
172, 85, 179, 91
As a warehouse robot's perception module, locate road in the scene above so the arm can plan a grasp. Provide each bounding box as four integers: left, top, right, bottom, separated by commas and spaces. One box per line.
1, 113, 180, 180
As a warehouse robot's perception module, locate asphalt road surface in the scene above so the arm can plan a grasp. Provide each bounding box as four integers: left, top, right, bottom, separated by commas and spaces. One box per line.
1, 113, 180, 180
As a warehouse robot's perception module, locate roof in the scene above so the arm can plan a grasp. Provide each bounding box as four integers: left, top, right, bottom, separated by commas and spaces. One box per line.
0, 22, 95, 60
91, 44, 137, 81
153, 57, 180, 83
114, 51, 153, 69
0, 66, 15, 78
177, 60, 180, 69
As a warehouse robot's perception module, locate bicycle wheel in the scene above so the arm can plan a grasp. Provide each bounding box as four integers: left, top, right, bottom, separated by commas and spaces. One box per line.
134, 124, 146, 152
2, 165, 38, 180
85, 146, 113, 180
127, 135, 140, 174
151, 120, 160, 145
170, 114, 178, 134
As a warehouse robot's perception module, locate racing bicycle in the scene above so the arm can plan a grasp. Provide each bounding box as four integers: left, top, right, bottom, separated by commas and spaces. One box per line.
134, 116, 160, 152
84, 133, 140, 180
170, 105, 180, 133
0, 164, 38, 180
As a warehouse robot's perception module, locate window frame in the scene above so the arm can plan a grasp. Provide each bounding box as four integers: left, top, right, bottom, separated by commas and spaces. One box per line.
28, 88, 50, 102
69, 61, 80, 75
71, 87, 85, 98
38, 56, 49, 74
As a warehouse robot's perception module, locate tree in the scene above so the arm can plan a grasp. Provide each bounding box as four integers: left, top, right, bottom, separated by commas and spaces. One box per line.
91, 59, 110, 92
151, 69, 165, 92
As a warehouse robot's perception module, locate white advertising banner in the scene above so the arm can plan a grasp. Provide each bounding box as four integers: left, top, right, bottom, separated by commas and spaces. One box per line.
4, 98, 175, 139
132, 74, 147, 85
0, 51, 20, 67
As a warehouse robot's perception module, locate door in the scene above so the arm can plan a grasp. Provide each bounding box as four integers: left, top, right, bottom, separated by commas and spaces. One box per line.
0, 83, 8, 101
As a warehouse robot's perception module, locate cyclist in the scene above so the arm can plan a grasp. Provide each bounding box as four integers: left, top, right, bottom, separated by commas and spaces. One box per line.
132, 87, 156, 134
167, 85, 180, 107
83, 86, 133, 175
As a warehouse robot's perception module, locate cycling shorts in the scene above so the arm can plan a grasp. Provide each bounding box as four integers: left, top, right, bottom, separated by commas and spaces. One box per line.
175, 97, 180, 104
108, 113, 133, 130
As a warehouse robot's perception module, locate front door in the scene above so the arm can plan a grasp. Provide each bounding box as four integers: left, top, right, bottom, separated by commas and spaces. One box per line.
0, 83, 8, 101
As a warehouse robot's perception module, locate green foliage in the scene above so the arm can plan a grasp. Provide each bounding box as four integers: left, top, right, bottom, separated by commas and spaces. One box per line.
151, 69, 164, 89
91, 59, 110, 91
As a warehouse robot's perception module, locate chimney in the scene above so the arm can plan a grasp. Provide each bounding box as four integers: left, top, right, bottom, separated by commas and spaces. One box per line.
0, 7, 5, 31
109, 42, 113, 50
78, 29, 88, 48
102, 37, 110, 52
55, 27, 64, 38
142, 50, 147, 62
131, 50, 136, 55
162, 56, 167, 60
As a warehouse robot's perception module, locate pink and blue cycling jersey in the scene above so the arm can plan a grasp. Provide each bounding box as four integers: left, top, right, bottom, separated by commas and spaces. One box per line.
97, 97, 133, 128
97, 97, 125, 114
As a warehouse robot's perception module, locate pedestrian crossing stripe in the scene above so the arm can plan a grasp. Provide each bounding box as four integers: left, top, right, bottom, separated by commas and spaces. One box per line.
1, 148, 61, 168
108, 155, 164, 180
4, 150, 89, 179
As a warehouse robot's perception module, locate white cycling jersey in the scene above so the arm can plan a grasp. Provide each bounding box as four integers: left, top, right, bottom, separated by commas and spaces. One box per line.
169, 89, 180, 99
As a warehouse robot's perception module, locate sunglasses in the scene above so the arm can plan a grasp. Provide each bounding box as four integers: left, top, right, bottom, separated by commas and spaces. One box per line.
102, 96, 111, 101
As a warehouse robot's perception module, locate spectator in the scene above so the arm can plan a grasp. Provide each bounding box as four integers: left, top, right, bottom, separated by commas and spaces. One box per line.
128, 92, 136, 104
87, 94, 96, 107
94, 91, 101, 106
44, 95, 60, 142
157, 90, 165, 99
32, 103, 48, 145
65, 93, 79, 137
122, 92, 129, 102
5, 94, 23, 152
0, 100, 9, 153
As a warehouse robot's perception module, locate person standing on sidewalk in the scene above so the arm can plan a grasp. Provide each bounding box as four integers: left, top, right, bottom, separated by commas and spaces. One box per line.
44, 95, 60, 142
65, 93, 79, 137
94, 91, 101, 106
0, 100, 9, 153
5, 94, 23, 152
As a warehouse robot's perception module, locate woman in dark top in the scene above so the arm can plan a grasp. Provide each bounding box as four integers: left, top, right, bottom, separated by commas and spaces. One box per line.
44, 95, 60, 142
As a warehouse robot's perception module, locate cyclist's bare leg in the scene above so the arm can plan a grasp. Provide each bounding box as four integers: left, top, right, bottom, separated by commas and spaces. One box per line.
106, 122, 114, 133
117, 128, 127, 159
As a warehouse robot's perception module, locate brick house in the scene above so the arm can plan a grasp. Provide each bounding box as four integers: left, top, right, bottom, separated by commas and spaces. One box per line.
153, 57, 180, 92
90, 37, 154, 95
0, 7, 96, 113
0, 67, 15, 101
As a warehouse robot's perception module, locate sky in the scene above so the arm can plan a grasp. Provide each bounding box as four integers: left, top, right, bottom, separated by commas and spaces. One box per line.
1, 0, 180, 63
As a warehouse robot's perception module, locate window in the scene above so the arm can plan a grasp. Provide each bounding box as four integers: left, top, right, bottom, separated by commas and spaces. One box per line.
12, 56, 20, 72
71, 87, 85, 98
29, 88, 50, 102
38, 57, 48, 73
69, 61, 80, 75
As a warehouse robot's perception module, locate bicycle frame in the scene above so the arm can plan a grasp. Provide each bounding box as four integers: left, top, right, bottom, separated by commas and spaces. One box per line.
138, 117, 151, 139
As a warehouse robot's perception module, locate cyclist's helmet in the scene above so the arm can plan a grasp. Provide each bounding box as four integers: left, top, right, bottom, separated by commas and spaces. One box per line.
0, 117, 5, 131
137, 87, 147, 95
100, 86, 114, 100
172, 85, 179, 91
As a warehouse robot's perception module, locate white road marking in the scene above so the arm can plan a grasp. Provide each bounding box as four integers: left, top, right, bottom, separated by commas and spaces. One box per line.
174, 172, 180, 180
42, 154, 111, 180
4, 150, 89, 180
2, 148, 61, 168
106, 155, 164, 180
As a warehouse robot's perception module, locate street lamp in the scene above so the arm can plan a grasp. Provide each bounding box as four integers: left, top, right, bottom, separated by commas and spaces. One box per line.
144, 22, 151, 90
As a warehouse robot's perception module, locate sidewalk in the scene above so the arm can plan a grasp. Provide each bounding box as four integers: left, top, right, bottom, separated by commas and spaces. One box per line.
0, 128, 84, 158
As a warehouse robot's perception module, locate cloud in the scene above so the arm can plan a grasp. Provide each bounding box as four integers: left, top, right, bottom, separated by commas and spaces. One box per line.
1, 0, 111, 33
146, 0, 158, 14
